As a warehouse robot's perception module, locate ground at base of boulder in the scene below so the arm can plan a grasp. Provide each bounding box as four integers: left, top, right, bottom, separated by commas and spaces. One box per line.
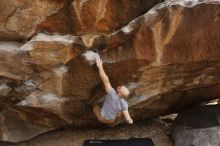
0, 120, 173, 146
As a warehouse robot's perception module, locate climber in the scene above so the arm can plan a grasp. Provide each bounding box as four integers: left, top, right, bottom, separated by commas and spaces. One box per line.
93, 57, 133, 126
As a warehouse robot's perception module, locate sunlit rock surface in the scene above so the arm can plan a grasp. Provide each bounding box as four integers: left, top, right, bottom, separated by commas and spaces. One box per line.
0, 0, 67, 40
0, 0, 163, 40
0, 0, 220, 143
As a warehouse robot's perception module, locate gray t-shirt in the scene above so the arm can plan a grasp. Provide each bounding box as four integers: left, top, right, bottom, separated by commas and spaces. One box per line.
101, 88, 128, 120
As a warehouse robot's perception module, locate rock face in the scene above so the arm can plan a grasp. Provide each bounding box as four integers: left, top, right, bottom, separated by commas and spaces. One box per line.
0, 0, 220, 143
0, 0, 163, 40
0, 0, 67, 40
171, 105, 220, 146
173, 126, 220, 146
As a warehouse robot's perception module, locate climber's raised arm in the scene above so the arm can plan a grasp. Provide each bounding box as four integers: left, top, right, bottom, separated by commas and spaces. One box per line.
96, 57, 112, 93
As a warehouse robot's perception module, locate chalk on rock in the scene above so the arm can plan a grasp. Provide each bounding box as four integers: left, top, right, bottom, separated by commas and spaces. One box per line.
82, 51, 100, 65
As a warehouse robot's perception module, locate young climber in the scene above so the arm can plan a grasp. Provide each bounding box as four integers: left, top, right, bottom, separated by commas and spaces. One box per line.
93, 57, 133, 126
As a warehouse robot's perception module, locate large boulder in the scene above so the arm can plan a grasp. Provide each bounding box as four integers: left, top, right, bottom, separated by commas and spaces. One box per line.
100, 0, 220, 120
171, 105, 220, 146
0, 0, 220, 143
0, 0, 163, 40
173, 126, 220, 146
0, 0, 68, 40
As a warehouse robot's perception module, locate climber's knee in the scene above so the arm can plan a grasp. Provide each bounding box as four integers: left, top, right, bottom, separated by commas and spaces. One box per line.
93, 105, 100, 113
93, 105, 101, 120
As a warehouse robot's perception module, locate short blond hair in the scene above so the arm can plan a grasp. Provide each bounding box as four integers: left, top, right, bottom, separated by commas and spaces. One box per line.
121, 86, 130, 98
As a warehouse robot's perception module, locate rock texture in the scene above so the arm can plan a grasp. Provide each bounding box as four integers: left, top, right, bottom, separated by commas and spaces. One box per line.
0, 0, 67, 40
0, 0, 220, 143
171, 105, 220, 146
0, 0, 163, 40
173, 126, 220, 146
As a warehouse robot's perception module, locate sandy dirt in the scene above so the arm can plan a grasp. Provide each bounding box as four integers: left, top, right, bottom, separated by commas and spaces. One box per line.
0, 118, 174, 146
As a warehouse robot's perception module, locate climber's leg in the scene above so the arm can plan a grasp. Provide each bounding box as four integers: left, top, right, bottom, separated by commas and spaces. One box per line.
93, 105, 115, 125
93, 105, 103, 121
108, 111, 123, 127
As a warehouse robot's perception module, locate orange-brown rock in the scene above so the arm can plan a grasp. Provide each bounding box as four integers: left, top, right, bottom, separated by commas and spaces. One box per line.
0, 0, 163, 40
0, 0, 68, 40
66, 0, 164, 34
0, 0, 220, 143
